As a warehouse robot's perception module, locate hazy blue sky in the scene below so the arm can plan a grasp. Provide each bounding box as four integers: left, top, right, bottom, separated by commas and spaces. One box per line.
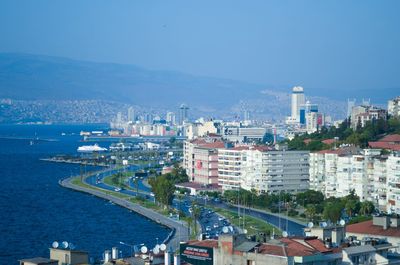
1, 0, 399, 93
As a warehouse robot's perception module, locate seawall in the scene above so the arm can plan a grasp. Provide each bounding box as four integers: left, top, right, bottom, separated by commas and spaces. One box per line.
59, 176, 189, 251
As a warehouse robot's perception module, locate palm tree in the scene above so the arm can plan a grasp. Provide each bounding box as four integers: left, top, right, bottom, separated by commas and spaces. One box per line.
360, 201, 375, 215
345, 200, 358, 217
305, 205, 317, 221
192, 204, 201, 235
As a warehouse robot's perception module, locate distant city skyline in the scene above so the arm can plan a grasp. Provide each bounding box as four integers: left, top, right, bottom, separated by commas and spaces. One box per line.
0, 0, 399, 95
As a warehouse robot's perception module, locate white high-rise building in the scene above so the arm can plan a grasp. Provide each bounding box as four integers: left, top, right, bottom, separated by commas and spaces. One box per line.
347, 99, 356, 118
388, 96, 400, 117
218, 146, 310, 193
166, 112, 176, 125
291, 86, 305, 122
387, 154, 400, 214
128, 107, 135, 123
310, 148, 400, 212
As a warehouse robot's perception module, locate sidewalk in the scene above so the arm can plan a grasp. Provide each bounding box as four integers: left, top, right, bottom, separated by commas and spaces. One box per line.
60, 176, 189, 251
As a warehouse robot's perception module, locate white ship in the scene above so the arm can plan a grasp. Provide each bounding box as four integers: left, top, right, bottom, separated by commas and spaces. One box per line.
77, 144, 107, 153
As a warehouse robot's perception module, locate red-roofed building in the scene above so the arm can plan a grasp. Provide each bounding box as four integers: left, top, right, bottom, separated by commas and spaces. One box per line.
180, 234, 342, 265
322, 138, 336, 145
346, 215, 400, 247
369, 134, 400, 151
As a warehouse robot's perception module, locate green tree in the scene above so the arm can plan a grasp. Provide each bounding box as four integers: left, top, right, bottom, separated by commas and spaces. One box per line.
149, 175, 175, 208
360, 201, 375, 215
345, 199, 360, 217
305, 205, 317, 221
191, 204, 201, 235
323, 202, 343, 222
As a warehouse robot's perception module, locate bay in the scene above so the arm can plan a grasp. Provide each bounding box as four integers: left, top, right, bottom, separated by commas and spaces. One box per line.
0, 124, 169, 264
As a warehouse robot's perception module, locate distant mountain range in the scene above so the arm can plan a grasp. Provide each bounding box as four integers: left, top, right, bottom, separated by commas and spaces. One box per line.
1, 52, 393, 122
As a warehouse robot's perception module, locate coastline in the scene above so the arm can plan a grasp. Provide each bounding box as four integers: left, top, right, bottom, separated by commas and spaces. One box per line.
59, 175, 189, 251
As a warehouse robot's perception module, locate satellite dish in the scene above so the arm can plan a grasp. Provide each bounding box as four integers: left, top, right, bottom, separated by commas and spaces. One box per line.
243, 229, 248, 234
321, 222, 327, 228
282, 231, 288, 238
307, 222, 314, 228
340, 219, 346, 226
52, 241, 59, 249
153, 247, 160, 255
62, 241, 69, 249
228, 226, 234, 232
141, 246, 148, 254
222, 226, 229, 234
160, 244, 167, 252
69, 243, 75, 250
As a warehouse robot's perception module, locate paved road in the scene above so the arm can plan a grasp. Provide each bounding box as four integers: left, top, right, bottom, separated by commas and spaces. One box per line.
202, 199, 306, 236
59, 175, 189, 251
84, 167, 235, 240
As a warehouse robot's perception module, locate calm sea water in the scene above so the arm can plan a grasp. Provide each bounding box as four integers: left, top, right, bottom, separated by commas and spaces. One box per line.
0, 124, 169, 264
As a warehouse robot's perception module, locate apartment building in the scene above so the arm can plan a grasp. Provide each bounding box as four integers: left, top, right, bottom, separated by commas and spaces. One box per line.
310, 147, 400, 212
218, 145, 310, 194
350, 105, 387, 129
386, 154, 400, 214
388, 96, 400, 117
183, 136, 225, 184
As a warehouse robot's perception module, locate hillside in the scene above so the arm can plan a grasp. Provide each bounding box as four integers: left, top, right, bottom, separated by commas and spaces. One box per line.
0, 53, 348, 121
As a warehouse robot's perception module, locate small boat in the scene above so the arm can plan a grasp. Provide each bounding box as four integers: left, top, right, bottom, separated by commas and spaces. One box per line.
114, 187, 122, 192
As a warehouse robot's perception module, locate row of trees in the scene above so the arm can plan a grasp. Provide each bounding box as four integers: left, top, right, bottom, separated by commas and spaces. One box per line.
288, 116, 400, 151
218, 188, 375, 223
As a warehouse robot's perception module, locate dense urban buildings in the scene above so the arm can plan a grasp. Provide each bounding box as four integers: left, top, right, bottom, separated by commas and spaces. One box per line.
388, 96, 400, 117
309, 144, 400, 214
350, 104, 387, 129
285, 86, 325, 134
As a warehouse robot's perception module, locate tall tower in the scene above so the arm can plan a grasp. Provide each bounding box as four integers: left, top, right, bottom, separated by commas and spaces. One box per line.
128, 107, 135, 123
166, 112, 176, 125
291, 86, 305, 122
179, 104, 189, 125
347, 99, 356, 118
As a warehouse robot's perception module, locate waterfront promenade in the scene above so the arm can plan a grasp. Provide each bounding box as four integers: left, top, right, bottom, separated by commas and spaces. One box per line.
59, 175, 189, 251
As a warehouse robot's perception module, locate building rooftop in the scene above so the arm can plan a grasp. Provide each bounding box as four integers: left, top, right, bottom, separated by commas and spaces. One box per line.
343, 245, 376, 255
316, 146, 361, 156
175, 182, 220, 191
185, 239, 218, 248
346, 220, 400, 238
185, 236, 339, 258
19, 257, 58, 264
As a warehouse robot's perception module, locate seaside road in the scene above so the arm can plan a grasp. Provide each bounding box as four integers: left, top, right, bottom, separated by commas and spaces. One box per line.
60, 176, 189, 251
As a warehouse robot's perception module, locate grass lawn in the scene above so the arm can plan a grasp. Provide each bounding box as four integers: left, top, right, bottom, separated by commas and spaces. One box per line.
210, 206, 281, 236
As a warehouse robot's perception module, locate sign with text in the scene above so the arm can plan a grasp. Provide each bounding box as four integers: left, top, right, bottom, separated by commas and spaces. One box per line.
180, 243, 213, 265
